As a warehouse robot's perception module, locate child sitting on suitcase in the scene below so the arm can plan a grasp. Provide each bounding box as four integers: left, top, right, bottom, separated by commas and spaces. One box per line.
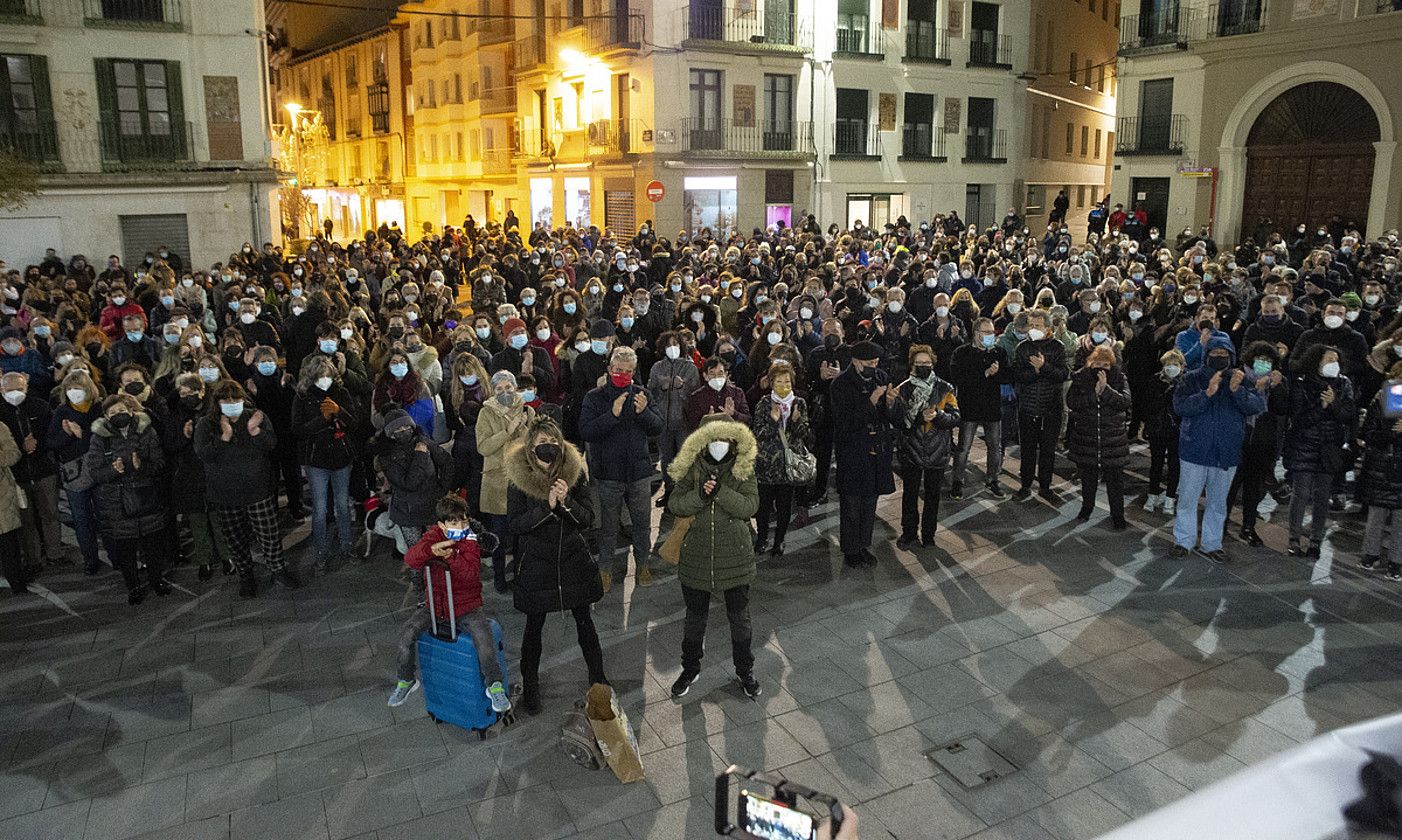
389, 494, 512, 712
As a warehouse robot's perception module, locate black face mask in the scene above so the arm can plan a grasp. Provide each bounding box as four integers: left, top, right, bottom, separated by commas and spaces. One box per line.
85, 342, 103, 357
122, 381, 146, 396
1206, 354, 1231, 371
823, 334, 841, 350
108, 412, 132, 429
391, 429, 416, 443
719, 351, 736, 365
913, 365, 933, 379
857, 364, 875, 379
1261, 313, 1282, 325
180, 394, 202, 411
534, 442, 561, 464
388, 326, 404, 339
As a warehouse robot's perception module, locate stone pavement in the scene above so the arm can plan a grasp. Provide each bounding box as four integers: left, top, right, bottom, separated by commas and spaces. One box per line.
4, 453, 1402, 840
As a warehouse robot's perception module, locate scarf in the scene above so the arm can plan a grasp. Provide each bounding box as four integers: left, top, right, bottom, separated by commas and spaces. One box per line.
904, 373, 935, 428
770, 391, 795, 426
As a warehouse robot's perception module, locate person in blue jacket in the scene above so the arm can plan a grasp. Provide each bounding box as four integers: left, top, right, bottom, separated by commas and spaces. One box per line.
1171, 335, 1266, 563
1173, 302, 1232, 371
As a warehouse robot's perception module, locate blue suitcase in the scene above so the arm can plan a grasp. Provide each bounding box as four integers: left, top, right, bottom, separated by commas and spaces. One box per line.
417, 567, 513, 738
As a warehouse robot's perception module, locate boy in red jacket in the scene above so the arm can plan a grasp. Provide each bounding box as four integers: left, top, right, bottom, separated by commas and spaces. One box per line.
388, 494, 511, 712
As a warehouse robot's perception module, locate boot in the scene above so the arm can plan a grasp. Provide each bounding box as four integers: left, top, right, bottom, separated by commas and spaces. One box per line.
150, 572, 172, 596
522, 681, 543, 716
197, 564, 214, 581
128, 586, 147, 606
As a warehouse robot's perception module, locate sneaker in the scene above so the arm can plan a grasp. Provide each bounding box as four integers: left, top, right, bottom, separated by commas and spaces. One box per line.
949, 482, 964, 501
1239, 528, 1263, 548
1143, 493, 1161, 512
271, 568, 302, 590
895, 535, 919, 551
1162, 497, 1176, 515
1361, 555, 1381, 572
486, 681, 512, 713
637, 568, 654, 587
738, 673, 762, 699
671, 670, 699, 699
986, 482, 1007, 499
1170, 545, 1192, 560
1038, 487, 1058, 503
1203, 549, 1231, 565
600, 571, 613, 593
387, 679, 419, 707
1387, 563, 1402, 582
1015, 486, 1034, 502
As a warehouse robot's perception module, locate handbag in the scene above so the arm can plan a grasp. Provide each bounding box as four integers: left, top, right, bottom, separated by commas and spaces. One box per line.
778, 425, 817, 486
559, 698, 607, 771
658, 516, 692, 566
60, 457, 92, 491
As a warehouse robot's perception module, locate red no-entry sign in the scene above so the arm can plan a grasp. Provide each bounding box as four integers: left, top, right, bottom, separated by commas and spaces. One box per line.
645, 180, 665, 202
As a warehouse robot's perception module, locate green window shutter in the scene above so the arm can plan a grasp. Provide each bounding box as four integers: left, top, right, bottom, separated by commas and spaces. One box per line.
164, 60, 186, 158
28, 55, 55, 158
94, 58, 117, 161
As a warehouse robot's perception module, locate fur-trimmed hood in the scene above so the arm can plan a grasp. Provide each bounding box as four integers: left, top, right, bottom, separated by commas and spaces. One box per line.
91, 411, 152, 438
667, 418, 756, 482
504, 438, 586, 499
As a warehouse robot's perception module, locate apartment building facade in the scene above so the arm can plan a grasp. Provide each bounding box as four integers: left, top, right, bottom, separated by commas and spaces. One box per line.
0, 0, 278, 269
1113, 0, 1402, 243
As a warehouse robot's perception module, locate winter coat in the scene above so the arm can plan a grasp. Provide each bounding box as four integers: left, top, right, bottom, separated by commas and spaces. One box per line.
1173, 337, 1266, 470
948, 343, 1007, 423
404, 523, 496, 622
1014, 337, 1069, 416
377, 431, 453, 527
684, 381, 751, 430
245, 369, 298, 451
896, 375, 960, 470
1066, 366, 1132, 470
505, 439, 603, 614
1284, 374, 1358, 475
476, 395, 535, 515
1142, 374, 1182, 445
667, 419, 760, 594
45, 400, 99, 473
647, 356, 700, 429
0, 393, 56, 483
578, 380, 663, 483
750, 395, 812, 485
83, 413, 168, 540
0, 423, 21, 535
161, 397, 209, 512
291, 385, 358, 470
193, 411, 280, 506
830, 364, 898, 497
1359, 403, 1402, 510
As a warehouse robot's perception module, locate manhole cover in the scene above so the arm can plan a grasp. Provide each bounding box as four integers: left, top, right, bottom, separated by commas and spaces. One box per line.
926, 735, 1018, 788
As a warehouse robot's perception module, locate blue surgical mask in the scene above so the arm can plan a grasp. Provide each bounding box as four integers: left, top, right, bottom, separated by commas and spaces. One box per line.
35, 325, 51, 337
591, 339, 609, 355
443, 527, 469, 541
521, 296, 536, 307
981, 334, 996, 349
520, 389, 536, 402
160, 295, 174, 308
256, 361, 277, 376
509, 334, 528, 350
126, 330, 144, 343
1252, 359, 1272, 376
390, 362, 409, 378
620, 316, 635, 330
319, 339, 338, 354
564, 302, 577, 314
164, 332, 181, 344
219, 401, 244, 418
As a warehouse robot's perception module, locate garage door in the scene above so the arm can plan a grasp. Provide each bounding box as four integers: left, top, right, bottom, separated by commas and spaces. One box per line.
604, 190, 635, 236
120, 214, 191, 271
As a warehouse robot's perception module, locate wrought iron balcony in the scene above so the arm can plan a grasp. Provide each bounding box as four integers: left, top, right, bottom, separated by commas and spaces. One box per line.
681, 4, 810, 49
1119, 3, 1196, 53
835, 13, 883, 56
83, 0, 183, 30
513, 36, 545, 71
368, 81, 390, 134
479, 85, 514, 114
833, 121, 880, 158
900, 123, 947, 160
905, 21, 950, 63
1206, 1, 1266, 36
967, 29, 1011, 67
1115, 114, 1187, 155
0, 117, 61, 172
476, 15, 512, 45
585, 9, 644, 50
679, 118, 813, 156
963, 128, 1007, 162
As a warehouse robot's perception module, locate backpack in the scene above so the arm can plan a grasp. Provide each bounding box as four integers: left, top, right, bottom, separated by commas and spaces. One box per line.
559, 699, 606, 771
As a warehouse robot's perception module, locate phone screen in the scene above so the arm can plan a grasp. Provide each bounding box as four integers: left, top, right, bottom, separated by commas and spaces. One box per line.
1386, 381, 1402, 417
739, 790, 815, 840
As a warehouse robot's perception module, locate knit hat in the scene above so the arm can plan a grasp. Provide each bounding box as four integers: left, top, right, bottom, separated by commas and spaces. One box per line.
588, 319, 615, 340
502, 317, 526, 336
850, 340, 882, 361
382, 409, 415, 435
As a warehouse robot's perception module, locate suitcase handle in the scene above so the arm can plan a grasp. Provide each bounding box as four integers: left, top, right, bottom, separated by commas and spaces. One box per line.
424, 563, 457, 642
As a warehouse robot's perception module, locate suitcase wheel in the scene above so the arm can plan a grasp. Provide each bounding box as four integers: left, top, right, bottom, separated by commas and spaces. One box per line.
428, 713, 438, 724
477, 729, 487, 741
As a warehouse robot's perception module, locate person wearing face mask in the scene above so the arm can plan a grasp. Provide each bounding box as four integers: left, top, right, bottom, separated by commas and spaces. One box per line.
1066, 290, 1102, 337
0, 419, 32, 594
1066, 345, 1132, 530
666, 414, 762, 700
1282, 344, 1356, 559
949, 318, 1010, 500
303, 322, 371, 400
562, 320, 615, 443
471, 266, 508, 319
444, 353, 490, 514
1170, 336, 1266, 564
162, 373, 230, 580
1241, 295, 1305, 363
84, 393, 170, 604
490, 317, 555, 399
548, 290, 586, 344
748, 361, 811, 557
101, 316, 161, 389
1293, 299, 1370, 381
244, 347, 306, 524
292, 357, 359, 572
0, 327, 52, 396
505, 416, 608, 715
649, 331, 701, 507
1221, 342, 1289, 547
0, 371, 63, 573
1174, 304, 1232, 371
97, 285, 143, 341
579, 346, 664, 592
372, 350, 430, 427
46, 370, 108, 573
477, 370, 536, 591
195, 380, 302, 596
893, 346, 959, 549
685, 355, 752, 430
1013, 311, 1069, 501
401, 331, 443, 397
234, 298, 281, 353
1357, 367, 1402, 581
1143, 350, 1185, 516
830, 341, 898, 567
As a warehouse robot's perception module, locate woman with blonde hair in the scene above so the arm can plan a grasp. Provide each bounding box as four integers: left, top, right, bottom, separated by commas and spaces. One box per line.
45, 370, 106, 574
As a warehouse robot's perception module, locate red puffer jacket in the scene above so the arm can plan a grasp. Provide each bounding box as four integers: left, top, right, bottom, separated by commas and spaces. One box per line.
404, 523, 496, 622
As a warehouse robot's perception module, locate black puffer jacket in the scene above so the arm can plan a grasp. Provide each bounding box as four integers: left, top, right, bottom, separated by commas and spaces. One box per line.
376, 431, 452, 528
896, 375, 960, 469
1014, 337, 1069, 416
1284, 374, 1357, 474
750, 395, 812, 485
949, 343, 1007, 422
1066, 366, 1132, 469
1360, 403, 1402, 509
291, 384, 358, 470
505, 440, 603, 614
162, 395, 208, 513
194, 410, 280, 507
83, 412, 167, 540
1142, 374, 1180, 446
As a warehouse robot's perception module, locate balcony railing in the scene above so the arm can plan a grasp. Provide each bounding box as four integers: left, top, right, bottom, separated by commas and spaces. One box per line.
83, 0, 183, 29
513, 35, 546, 71
681, 4, 810, 49
98, 119, 194, 171
368, 82, 390, 134
0, 118, 62, 172
513, 128, 553, 159
967, 29, 1011, 67
679, 118, 814, 156
963, 128, 1007, 162
479, 85, 514, 114
1119, 3, 1196, 52
476, 15, 512, 45
1206, 0, 1266, 37
584, 118, 647, 155
905, 21, 950, 62
482, 148, 511, 175
0, 0, 41, 22
900, 123, 947, 160
833, 121, 880, 158
1115, 114, 1187, 155
835, 13, 882, 55
585, 10, 644, 50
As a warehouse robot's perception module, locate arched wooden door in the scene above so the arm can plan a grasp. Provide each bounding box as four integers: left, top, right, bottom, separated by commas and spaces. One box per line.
1242, 82, 1379, 237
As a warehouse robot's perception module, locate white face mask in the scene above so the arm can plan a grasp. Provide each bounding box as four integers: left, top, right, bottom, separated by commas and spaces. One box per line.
574, 341, 591, 354
1162, 364, 1181, 379
665, 345, 681, 360
1323, 315, 1344, 329
708, 376, 726, 391
340, 327, 354, 340
2, 390, 24, 406
1088, 301, 1102, 313
1320, 361, 1340, 378
925, 277, 938, 289
1183, 295, 1199, 305
67, 387, 88, 404
1128, 309, 1144, 322
887, 301, 903, 314
800, 307, 813, 320
1006, 302, 1021, 315
240, 312, 257, 325
1027, 328, 1046, 342
707, 440, 731, 461
935, 306, 949, 318
315, 376, 333, 391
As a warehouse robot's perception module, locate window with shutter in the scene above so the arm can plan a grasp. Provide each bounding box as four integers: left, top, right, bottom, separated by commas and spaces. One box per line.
0, 53, 58, 166
97, 58, 187, 167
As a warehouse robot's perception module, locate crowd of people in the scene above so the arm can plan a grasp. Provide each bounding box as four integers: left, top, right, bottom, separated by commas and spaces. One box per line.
2, 206, 1402, 717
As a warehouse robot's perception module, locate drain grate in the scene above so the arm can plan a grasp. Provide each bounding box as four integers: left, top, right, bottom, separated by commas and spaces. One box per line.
925, 735, 1018, 789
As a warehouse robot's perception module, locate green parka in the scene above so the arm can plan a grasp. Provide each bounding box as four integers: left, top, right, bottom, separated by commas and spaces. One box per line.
666, 418, 759, 593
